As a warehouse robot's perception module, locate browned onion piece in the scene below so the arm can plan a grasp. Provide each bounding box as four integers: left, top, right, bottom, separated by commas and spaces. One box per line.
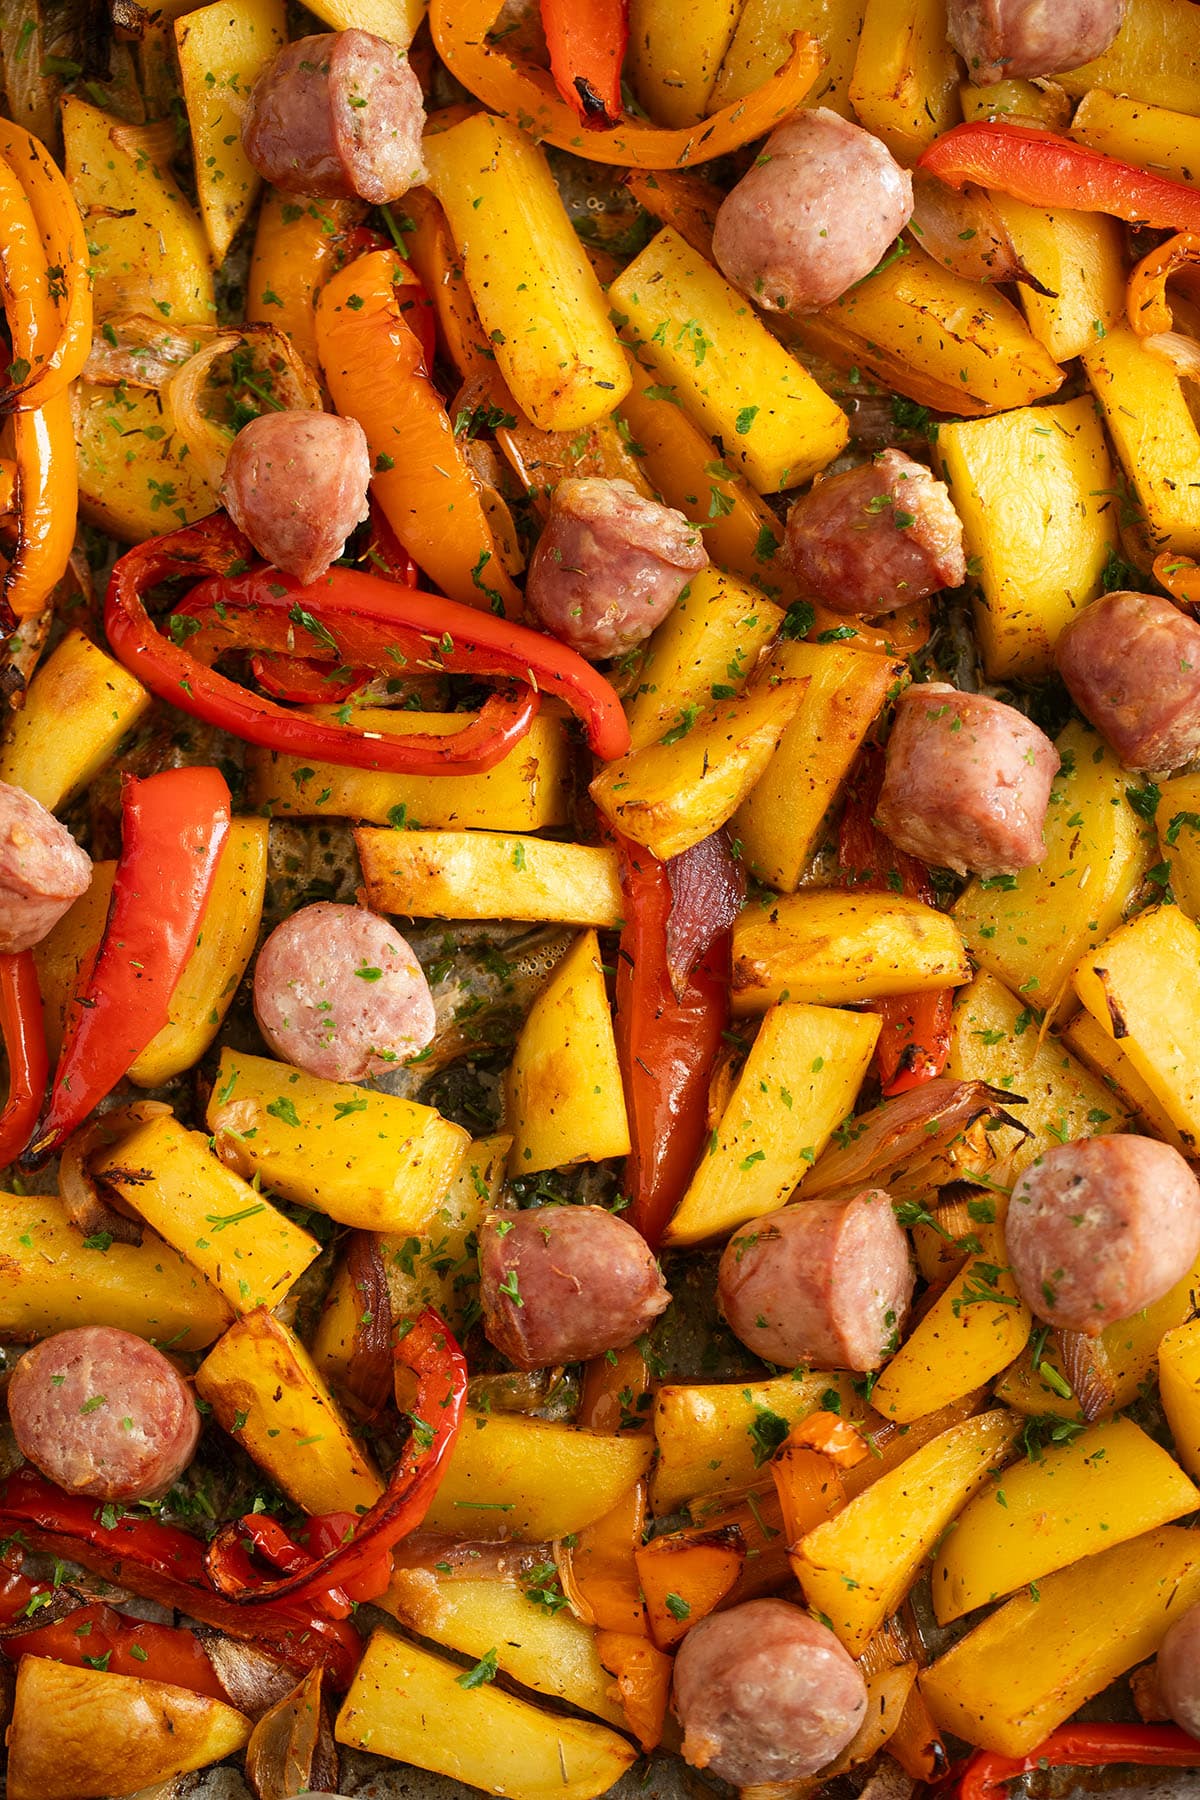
909, 171, 1053, 294
82, 314, 217, 391
0, 1582, 87, 1638
1055, 1329, 1117, 1423
192, 1629, 300, 1720
60, 1101, 172, 1245
339, 1232, 393, 1419
665, 829, 745, 999
1145, 330, 1200, 383
388, 1534, 555, 1580
801, 1078, 1027, 1204
163, 325, 325, 492
245, 1666, 339, 1800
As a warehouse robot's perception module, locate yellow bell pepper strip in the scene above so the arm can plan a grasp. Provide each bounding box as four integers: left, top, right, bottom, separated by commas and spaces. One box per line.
1126, 230, 1200, 337
0, 121, 92, 413
920, 122, 1200, 233
248, 190, 364, 371
430, 0, 822, 168
316, 249, 522, 617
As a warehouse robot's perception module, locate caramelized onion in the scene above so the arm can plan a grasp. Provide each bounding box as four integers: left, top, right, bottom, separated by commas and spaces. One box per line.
82, 314, 216, 391
909, 171, 1051, 293
339, 1233, 393, 1419
60, 1101, 171, 1245
665, 829, 745, 1000
193, 1628, 301, 1720
802, 1078, 1027, 1204
1056, 1329, 1118, 1422
162, 326, 325, 492
1144, 330, 1200, 383
245, 1666, 339, 1800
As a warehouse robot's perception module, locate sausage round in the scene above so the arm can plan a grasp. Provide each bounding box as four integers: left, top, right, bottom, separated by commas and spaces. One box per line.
0, 779, 91, 954
673, 1599, 867, 1784
242, 30, 426, 204
479, 1205, 670, 1369
221, 411, 371, 587
719, 1192, 913, 1372
8, 1327, 200, 1503
875, 684, 1059, 876
947, 0, 1126, 84
524, 478, 708, 661
785, 450, 966, 615
1158, 1600, 1200, 1739
1055, 591, 1200, 773
1006, 1134, 1200, 1336
711, 109, 913, 315
253, 901, 435, 1082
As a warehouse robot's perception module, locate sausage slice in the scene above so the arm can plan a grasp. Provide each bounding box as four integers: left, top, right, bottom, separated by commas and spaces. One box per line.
479, 1205, 669, 1368
525, 478, 707, 661
9, 1327, 200, 1503
947, 0, 1126, 84
0, 779, 91, 954
253, 901, 436, 1082
673, 1599, 868, 1784
1006, 1134, 1200, 1335
243, 30, 427, 205
221, 411, 372, 587
1055, 590, 1200, 773
719, 1192, 914, 1372
875, 684, 1059, 876
712, 110, 913, 315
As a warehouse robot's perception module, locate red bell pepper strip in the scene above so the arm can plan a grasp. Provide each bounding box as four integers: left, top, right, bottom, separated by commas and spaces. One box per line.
919, 121, 1200, 234
103, 514, 629, 769
838, 750, 952, 1097
0, 1566, 228, 1698
614, 835, 730, 1249
540, 0, 628, 128
206, 1307, 466, 1607
0, 1467, 361, 1687
235, 1510, 394, 1611
0, 951, 47, 1165
28, 765, 230, 1160
956, 1724, 1200, 1799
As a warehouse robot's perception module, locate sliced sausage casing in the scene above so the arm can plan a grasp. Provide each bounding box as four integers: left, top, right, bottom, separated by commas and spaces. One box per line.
221, 411, 372, 587
524, 478, 707, 661
8, 1326, 200, 1503
1158, 1600, 1200, 1740
947, 0, 1126, 85
478, 1204, 670, 1369
242, 30, 427, 204
1055, 590, 1200, 774
875, 684, 1059, 876
711, 109, 913, 316
785, 449, 966, 617
1006, 1134, 1200, 1335
253, 901, 436, 1083
0, 779, 91, 954
718, 1191, 914, 1372
673, 1599, 868, 1784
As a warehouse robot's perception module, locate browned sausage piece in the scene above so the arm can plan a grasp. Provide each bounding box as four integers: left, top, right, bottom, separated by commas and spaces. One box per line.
8, 1327, 200, 1503
719, 1192, 913, 1372
711, 110, 913, 316
947, 0, 1126, 84
1055, 591, 1200, 773
1006, 1135, 1200, 1336
785, 450, 966, 616
0, 779, 91, 954
253, 901, 435, 1082
875, 684, 1059, 876
1158, 1601, 1200, 1739
479, 1206, 670, 1369
673, 1600, 867, 1784
242, 30, 426, 204
524, 478, 707, 661
221, 411, 371, 587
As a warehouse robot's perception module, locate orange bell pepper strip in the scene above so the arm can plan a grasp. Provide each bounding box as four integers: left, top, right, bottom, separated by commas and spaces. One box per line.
430, 0, 822, 169
0, 155, 75, 624
0, 121, 92, 413
249, 190, 365, 371
578, 1343, 653, 1435
541, 0, 628, 128
634, 1523, 745, 1649
889, 1684, 950, 1784
1154, 550, 1200, 605
316, 249, 522, 617
784, 1409, 871, 1468
771, 1445, 846, 1551
623, 169, 721, 259
1126, 230, 1200, 338
593, 1631, 673, 1750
